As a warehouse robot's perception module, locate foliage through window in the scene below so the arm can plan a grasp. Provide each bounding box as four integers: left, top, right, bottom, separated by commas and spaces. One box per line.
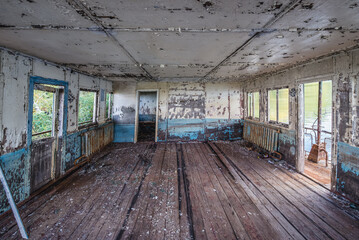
78, 90, 97, 126
32, 89, 54, 139
268, 88, 289, 124
106, 92, 113, 119
247, 92, 260, 119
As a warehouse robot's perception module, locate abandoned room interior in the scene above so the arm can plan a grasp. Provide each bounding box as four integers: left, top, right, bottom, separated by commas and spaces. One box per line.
0, 0, 359, 239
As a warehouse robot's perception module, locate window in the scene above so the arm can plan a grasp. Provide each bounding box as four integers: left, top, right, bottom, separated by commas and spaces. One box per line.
78, 90, 97, 126
32, 84, 64, 140
247, 91, 260, 119
268, 88, 289, 124
32, 88, 54, 139
105, 92, 113, 119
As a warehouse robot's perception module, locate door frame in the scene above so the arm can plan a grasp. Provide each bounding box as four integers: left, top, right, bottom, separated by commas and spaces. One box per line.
296, 75, 335, 187
28, 76, 69, 179
134, 89, 159, 143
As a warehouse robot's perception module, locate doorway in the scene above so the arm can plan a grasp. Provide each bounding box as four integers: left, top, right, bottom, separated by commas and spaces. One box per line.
28, 77, 68, 192
301, 80, 333, 188
135, 90, 158, 142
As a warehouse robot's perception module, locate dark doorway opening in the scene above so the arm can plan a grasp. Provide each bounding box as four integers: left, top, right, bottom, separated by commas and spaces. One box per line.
138, 92, 157, 142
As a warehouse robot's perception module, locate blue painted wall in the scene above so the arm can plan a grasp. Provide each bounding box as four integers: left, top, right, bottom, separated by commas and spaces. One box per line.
114, 118, 243, 142
0, 149, 30, 212
114, 124, 135, 142
139, 114, 156, 122
337, 142, 359, 202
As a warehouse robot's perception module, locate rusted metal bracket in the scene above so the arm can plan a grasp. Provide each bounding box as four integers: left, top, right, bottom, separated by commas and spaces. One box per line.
0, 165, 29, 239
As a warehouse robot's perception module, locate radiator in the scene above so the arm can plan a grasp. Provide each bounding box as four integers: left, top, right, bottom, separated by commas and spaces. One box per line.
81, 123, 114, 157
243, 121, 280, 152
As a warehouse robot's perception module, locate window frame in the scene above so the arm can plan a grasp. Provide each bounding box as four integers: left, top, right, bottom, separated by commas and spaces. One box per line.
78, 89, 99, 129
247, 91, 260, 120
32, 84, 56, 140
105, 92, 114, 120
267, 87, 289, 126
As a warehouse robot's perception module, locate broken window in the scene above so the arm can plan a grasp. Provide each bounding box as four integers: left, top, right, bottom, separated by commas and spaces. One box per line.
32, 84, 64, 140
268, 88, 289, 124
247, 92, 260, 119
105, 92, 113, 119
32, 88, 54, 140
78, 90, 97, 126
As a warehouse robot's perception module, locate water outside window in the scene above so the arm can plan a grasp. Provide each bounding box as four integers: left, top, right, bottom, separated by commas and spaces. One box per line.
304, 80, 332, 159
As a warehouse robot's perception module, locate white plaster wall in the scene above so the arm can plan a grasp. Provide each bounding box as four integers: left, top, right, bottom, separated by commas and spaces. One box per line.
33, 60, 65, 81
98, 78, 109, 124
1, 51, 31, 152
79, 74, 99, 90
205, 82, 230, 119
66, 71, 79, 132
0, 48, 113, 151
115, 81, 245, 122
113, 81, 137, 124
139, 92, 157, 115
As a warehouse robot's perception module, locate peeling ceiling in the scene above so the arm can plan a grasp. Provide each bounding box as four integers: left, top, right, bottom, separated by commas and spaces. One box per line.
0, 0, 358, 82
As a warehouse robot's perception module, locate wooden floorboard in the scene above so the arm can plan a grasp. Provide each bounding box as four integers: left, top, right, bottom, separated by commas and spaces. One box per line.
1, 142, 358, 240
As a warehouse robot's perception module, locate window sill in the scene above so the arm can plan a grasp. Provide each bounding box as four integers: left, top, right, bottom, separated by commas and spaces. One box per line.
267, 121, 289, 130
78, 122, 98, 130
246, 117, 260, 121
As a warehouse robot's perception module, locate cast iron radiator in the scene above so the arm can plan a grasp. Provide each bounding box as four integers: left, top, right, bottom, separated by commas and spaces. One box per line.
243, 120, 280, 153
81, 123, 114, 157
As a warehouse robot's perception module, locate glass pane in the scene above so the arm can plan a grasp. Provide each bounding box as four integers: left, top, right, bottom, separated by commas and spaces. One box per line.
321, 81, 332, 133
253, 92, 260, 119
278, 88, 289, 123
248, 93, 252, 117
304, 82, 319, 129
78, 91, 96, 125
321, 80, 332, 160
269, 90, 277, 121
32, 90, 53, 139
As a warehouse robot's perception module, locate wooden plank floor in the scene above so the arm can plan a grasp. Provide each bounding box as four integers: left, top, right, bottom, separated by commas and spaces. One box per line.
1, 142, 358, 239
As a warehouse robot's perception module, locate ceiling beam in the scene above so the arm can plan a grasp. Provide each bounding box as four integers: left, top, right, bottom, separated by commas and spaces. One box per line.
66, 0, 155, 81
1, 26, 357, 33
200, 0, 304, 81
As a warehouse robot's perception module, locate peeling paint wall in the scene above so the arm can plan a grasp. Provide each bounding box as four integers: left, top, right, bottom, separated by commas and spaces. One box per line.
0, 48, 113, 213
242, 47, 359, 202
139, 92, 156, 122
113, 81, 244, 143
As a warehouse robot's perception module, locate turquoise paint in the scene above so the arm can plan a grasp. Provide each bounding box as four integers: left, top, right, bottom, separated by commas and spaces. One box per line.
65, 122, 114, 170
340, 162, 359, 176
114, 124, 135, 142
278, 130, 296, 145
336, 141, 359, 201
0, 148, 30, 213
118, 118, 243, 142
205, 119, 243, 141
337, 141, 359, 176
139, 114, 156, 122
167, 118, 205, 141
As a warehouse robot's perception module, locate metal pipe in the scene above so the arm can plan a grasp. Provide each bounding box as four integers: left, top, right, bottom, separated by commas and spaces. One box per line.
0, 165, 29, 239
